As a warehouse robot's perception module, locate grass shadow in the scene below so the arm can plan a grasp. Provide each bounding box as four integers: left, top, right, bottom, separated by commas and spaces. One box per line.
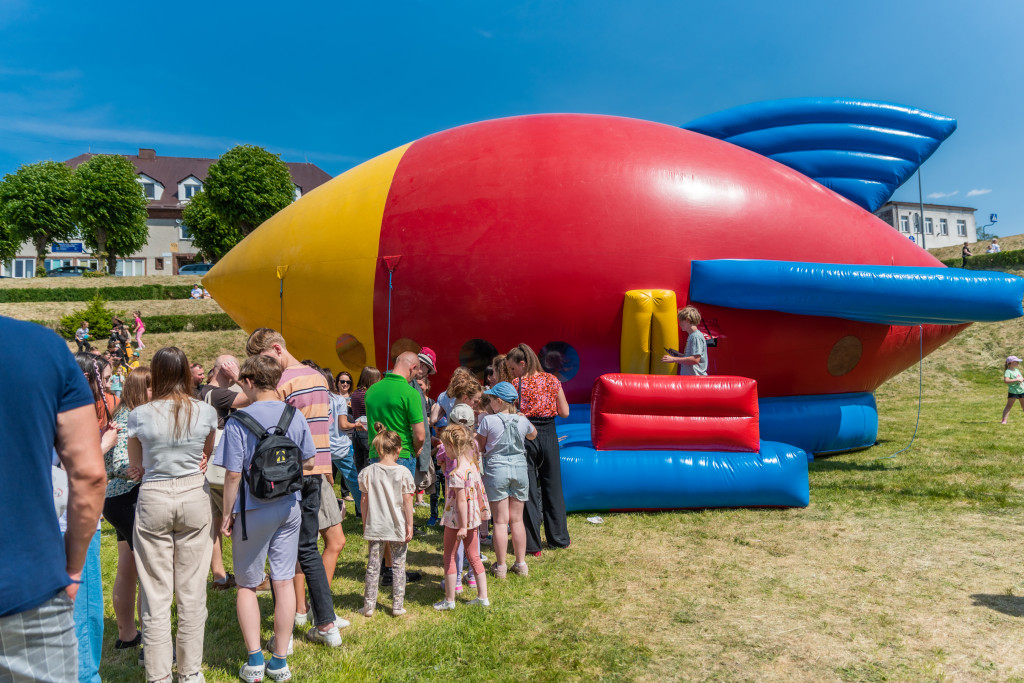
970, 593, 1024, 617
809, 460, 902, 473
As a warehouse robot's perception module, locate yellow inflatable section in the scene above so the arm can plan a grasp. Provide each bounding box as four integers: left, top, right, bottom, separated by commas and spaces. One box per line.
620, 289, 680, 375
203, 144, 411, 376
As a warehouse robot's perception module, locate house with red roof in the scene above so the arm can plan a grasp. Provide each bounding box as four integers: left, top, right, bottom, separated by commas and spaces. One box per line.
2, 148, 331, 277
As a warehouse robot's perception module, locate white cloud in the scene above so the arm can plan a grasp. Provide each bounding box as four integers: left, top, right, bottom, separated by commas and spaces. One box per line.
967, 188, 992, 197
0, 117, 231, 150
927, 190, 959, 199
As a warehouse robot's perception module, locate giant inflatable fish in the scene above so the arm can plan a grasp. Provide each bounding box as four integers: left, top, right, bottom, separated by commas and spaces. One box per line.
205, 98, 1024, 511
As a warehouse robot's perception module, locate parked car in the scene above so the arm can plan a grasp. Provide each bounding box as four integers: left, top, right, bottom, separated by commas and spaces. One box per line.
45, 265, 92, 277
178, 262, 213, 275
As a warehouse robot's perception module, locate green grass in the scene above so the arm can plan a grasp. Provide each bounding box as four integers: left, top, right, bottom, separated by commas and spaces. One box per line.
83, 290, 1024, 680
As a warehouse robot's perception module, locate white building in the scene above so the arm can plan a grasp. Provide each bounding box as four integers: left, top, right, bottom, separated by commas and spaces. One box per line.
1, 148, 331, 278
873, 202, 978, 250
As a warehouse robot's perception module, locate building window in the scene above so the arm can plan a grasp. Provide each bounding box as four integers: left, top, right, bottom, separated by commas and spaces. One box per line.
899, 216, 910, 233
939, 218, 948, 235
180, 223, 192, 240
155, 257, 164, 270
180, 176, 203, 201
116, 259, 145, 276
137, 174, 163, 201
957, 220, 967, 236
293, 184, 302, 201
45, 259, 72, 271
3, 258, 36, 278
184, 184, 200, 199
142, 182, 155, 199
925, 218, 933, 235
77, 259, 99, 271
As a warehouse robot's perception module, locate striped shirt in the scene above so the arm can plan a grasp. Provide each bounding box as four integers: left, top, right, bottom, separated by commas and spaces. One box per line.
278, 365, 332, 474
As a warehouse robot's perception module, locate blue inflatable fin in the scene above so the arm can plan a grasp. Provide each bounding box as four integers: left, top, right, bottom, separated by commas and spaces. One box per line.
690, 260, 1024, 326
683, 98, 957, 212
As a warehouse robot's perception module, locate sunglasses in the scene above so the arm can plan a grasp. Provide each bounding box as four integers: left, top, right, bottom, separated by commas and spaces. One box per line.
338, 380, 351, 384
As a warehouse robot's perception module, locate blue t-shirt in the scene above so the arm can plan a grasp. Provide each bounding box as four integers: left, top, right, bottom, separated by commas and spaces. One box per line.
213, 400, 316, 513
1, 318, 94, 616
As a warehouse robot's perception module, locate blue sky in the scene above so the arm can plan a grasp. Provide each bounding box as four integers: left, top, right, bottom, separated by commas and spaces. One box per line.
0, 1, 1019, 235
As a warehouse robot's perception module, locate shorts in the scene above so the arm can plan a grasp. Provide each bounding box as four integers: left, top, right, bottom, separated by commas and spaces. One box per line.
209, 485, 224, 516
232, 500, 301, 587
483, 462, 530, 502
1010, 393, 1024, 399
103, 485, 140, 549
317, 474, 343, 530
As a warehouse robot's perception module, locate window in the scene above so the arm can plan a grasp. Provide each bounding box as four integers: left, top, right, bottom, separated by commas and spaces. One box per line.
540, 341, 580, 382
45, 259, 72, 271
957, 220, 967, 236
78, 259, 98, 271
899, 216, 910, 233
179, 176, 203, 201
458, 339, 499, 380
115, 259, 145, 276
293, 184, 302, 201
155, 257, 164, 271
912, 214, 922, 233
137, 174, 163, 201
142, 182, 155, 199
4, 258, 36, 278
184, 184, 200, 199
939, 218, 948, 235
925, 217, 933, 235
180, 223, 192, 240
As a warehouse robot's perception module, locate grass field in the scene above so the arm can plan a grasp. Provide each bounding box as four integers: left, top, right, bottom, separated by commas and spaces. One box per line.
0, 274, 201, 289
11, 277, 1023, 681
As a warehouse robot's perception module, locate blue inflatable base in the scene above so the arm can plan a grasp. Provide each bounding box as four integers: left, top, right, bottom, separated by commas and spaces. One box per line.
759, 392, 878, 455
556, 422, 809, 512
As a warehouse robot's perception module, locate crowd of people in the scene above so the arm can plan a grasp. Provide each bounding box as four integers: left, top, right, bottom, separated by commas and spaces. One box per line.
2, 317, 595, 683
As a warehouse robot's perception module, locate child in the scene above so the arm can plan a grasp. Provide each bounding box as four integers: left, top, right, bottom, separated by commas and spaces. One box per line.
435, 424, 491, 610
661, 305, 708, 376
132, 310, 146, 350
358, 422, 415, 617
217, 355, 316, 683
437, 404, 482, 592
476, 381, 537, 578
1002, 355, 1024, 424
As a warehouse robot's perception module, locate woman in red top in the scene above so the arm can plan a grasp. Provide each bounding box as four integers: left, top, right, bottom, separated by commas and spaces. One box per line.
505, 344, 571, 554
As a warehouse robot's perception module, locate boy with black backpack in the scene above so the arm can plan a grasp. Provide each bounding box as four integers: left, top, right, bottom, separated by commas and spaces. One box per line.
215, 355, 315, 683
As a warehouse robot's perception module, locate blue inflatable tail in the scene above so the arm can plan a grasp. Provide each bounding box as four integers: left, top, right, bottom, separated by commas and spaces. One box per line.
683, 98, 957, 212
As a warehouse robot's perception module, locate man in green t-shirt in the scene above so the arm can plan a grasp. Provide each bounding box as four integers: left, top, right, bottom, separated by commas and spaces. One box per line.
365, 351, 426, 478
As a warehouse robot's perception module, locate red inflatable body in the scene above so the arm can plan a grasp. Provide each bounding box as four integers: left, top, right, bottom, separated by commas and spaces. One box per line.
370, 115, 962, 404
591, 374, 759, 452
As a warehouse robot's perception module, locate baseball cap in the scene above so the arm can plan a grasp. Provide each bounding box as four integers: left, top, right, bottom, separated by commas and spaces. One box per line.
417, 346, 437, 375
449, 403, 475, 427
1008, 356, 1022, 363
482, 381, 518, 404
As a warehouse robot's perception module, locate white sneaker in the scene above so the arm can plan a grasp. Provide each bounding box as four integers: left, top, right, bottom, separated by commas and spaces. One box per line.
180, 673, 206, 683
267, 634, 294, 656
433, 599, 456, 611
265, 663, 292, 682
293, 611, 308, 627
467, 597, 490, 607
392, 607, 407, 616
306, 625, 342, 647
358, 606, 375, 618
333, 614, 351, 629
239, 662, 264, 683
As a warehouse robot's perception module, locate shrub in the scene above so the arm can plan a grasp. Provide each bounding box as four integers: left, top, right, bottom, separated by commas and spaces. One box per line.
57, 294, 126, 340
941, 249, 1024, 270
0, 284, 194, 303
142, 313, 239, 334
82, 270, 110, 278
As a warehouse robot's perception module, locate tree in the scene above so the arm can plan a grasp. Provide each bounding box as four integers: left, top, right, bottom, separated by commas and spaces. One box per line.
181, 189, 244, 261
73, 155, 149, 273
0, 161, 77, 275
203, 144, 294, 235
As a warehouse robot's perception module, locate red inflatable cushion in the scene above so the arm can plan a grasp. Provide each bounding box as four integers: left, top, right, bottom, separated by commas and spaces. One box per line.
591, 374, 759, 452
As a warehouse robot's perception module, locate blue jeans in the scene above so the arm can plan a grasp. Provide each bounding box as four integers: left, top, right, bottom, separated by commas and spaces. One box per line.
332, 445, 361, 513
73, 530, 103, 683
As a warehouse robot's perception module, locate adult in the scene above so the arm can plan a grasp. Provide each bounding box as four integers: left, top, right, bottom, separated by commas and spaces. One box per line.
348, 366, 382, 473
962, 242, 972, 268
195, 354, 251, 591
413, 348, 438, 505
505, 343, 572, 555
245, 328, 345, 647
102, 366, 151, 652
73, 353, 120, 683
324, 369, 360, 514
987, 238, 1001, 254
190, 362, 205, 386
365, 351, 426, 584
0, 318, 106, 683
75, 321, 92, 353
190, 283, 204, 299
128, 347, 218, 683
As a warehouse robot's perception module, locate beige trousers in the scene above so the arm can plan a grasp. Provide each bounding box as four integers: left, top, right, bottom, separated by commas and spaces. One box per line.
133, 473, 213, 682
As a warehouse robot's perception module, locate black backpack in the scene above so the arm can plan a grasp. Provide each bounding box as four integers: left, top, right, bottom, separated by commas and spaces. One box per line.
228, 405, 304, 540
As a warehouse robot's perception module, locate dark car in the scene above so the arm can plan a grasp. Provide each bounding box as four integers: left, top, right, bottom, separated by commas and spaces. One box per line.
45, 265, 92, 277
178, 262, 213, 276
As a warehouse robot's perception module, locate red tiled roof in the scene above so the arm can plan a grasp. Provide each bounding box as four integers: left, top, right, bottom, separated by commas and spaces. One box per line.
65, 150, 332, 210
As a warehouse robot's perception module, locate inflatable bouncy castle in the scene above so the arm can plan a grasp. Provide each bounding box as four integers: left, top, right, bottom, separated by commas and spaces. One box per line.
205, 98, 1024, 511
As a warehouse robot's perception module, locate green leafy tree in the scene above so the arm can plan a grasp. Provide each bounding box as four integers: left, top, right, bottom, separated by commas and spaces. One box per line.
57, 293, 125, 340
0, 161, 77, 275
203, 144, 294, 235
73, 155, 149, 273
181, 189, 244, 261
